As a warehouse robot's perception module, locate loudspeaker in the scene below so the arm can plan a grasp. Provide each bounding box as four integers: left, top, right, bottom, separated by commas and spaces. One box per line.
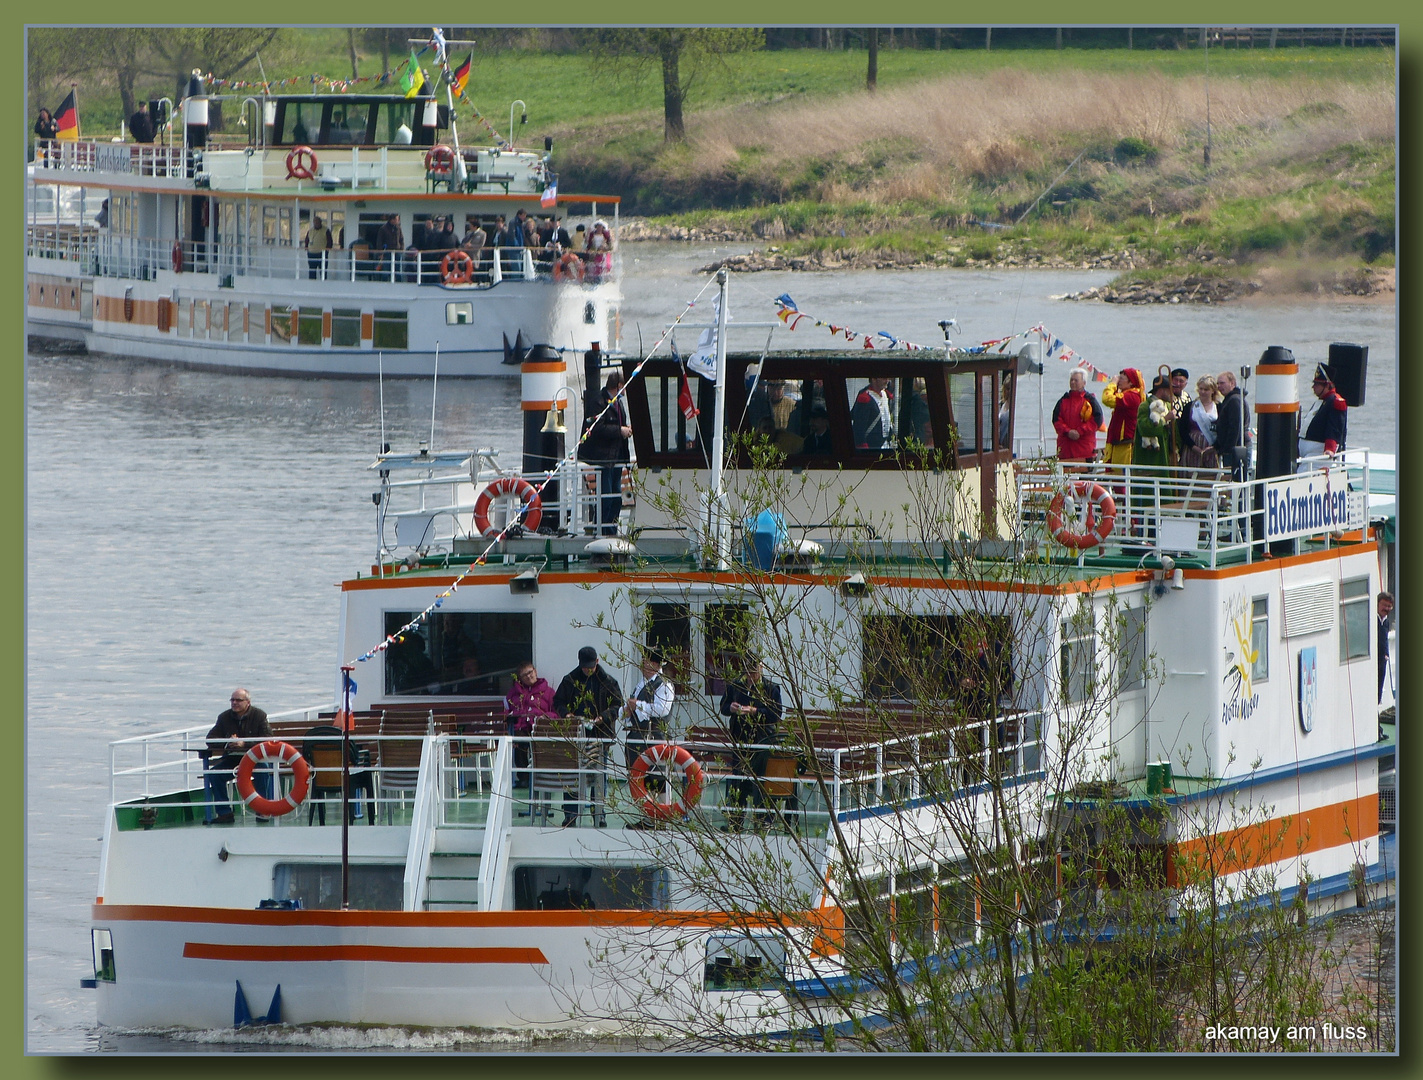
1327, 342, 1368, 407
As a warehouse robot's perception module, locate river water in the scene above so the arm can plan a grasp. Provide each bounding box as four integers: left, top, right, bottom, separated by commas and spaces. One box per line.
25, 247, 1397, 1052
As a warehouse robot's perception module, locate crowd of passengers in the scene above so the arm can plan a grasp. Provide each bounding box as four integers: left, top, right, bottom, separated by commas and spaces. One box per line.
303, 208, 615, 284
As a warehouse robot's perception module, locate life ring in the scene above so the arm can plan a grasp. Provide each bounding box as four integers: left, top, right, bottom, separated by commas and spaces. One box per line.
424, 144, 454, 176
234, 740, 310, 818
285, 145, 318, 181
629, 744, 706, 821
171, 241, 183, 273
553, 252, 584, 283
472, 476, 543, 537
1046, 480, 1117, 549
441, 249, 474, 285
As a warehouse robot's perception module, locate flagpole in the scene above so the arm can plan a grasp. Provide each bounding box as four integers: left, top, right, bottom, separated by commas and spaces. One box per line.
708, 269, 731, 570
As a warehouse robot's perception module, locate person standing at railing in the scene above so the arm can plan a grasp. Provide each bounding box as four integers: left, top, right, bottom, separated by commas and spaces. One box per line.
720, 656, 783, 831
304, 215, 331, 280
623, 648, 675, 771
203, 689, 272, 824
1299, 364, 1348, 461
1180, 375, 1221, 470
33, 108, 58, 163
129, 101, 155, 144
505, 661, 556, 789
1135, 373, 1180, 469
1100, 367, 1143, 466
553, 647, 624, 827
375, 213, 403, 281
1377, 592, 1394, 705
1214, 370, 1253, 482
1052, 370, 1103, 463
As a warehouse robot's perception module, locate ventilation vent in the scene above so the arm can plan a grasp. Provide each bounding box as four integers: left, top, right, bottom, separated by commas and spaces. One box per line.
1282, 580, 1334, 638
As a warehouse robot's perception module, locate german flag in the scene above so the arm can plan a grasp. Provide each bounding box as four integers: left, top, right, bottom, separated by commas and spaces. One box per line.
53, 90, 79, 141
451, 53, 472, 98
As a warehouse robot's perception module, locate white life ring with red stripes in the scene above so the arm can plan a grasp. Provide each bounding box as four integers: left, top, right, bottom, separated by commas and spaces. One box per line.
234, 740, 310, 818
472, 477, 543, 537
1046, 480, 1117, 549
285, 145, 318, 181
628, 743, 705, 821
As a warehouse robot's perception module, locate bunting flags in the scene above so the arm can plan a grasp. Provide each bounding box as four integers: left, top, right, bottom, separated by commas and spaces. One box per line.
678, 372, 700, 419
772, 295, 931, 350
53, 90, 79, 141
400, 50, 426, 99
451, 52, 472, 97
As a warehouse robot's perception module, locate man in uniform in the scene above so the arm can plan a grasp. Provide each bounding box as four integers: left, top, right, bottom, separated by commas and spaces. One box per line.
1300, 363, 1348, 459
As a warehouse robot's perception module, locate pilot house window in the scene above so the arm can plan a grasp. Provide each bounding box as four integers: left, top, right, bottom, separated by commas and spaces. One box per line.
383, 611, 532, 696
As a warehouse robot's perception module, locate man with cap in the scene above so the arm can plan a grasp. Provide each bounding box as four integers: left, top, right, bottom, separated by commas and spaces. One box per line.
1300, 364, 1348, 459
553, 647, 624, 826
1169, 368, 1193, 420
719, 655, 784, 830
622, 648, 675, 771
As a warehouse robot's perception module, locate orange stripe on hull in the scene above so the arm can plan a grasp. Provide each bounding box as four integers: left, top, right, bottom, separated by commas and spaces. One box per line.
183, 942, 548, 964
1172, 794, 1378, 879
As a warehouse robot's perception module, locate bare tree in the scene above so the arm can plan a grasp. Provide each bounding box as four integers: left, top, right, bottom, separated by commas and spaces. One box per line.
867, 29, 879, 92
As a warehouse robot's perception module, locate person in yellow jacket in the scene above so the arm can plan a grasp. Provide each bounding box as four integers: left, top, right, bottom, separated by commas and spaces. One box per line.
1100, 367, 1144, 466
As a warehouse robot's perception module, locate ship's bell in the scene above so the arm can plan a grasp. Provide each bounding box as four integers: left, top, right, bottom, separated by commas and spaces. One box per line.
541, 406, 567, 434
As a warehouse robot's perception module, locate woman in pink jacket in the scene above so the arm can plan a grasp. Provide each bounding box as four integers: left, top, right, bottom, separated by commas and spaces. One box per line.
505, 661, 557, 785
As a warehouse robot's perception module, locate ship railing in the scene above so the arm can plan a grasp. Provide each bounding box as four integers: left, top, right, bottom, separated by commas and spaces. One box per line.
25, 221, 101, 267
32, 138, 187, 178
1015, 455, 1369, 568
402, 736, 440, 911
377, 459, 607, 557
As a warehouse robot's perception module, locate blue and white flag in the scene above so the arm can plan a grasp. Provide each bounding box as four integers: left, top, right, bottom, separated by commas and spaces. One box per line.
540, 176, 557, 208
687, 294, 722, 380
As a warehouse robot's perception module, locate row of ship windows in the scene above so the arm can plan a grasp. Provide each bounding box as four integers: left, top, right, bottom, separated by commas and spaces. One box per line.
165, 299, 408, 349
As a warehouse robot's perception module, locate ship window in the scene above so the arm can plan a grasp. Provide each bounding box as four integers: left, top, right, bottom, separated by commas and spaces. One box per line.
270, 304, 297, 345
90, 928, 116, 983
328, 101, 372, 145
1059, 619, 1096, 704
446, 302, 473, 325
208, 300, 224, 340
331, 308, 361, 347
845, 378, 898, 452
280, 101, 321, 146
645, 602, 692, 693
1339, 577, 1371, 662
227, 301, 244, 342
376, 101, 418, 144
863, 615, 1012, 705
194, 299, 208, 336
703, 603, 752, 696
1251, 597, 1270, 681
372, 310, 408, 350
298, 306, 323, 345
513, 865, 668, 911
950, 372, 979, 456
1117, 605, 1147, 692
643, 374, 708, 454
273, 863, 403, 910
704, 933, 787, 992
383, 611, 532, 696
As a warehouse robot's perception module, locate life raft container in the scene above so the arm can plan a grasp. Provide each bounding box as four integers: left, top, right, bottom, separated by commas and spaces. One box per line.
553, 253, 584, 283
234, 740, 310, 818
628, 743, 706, 821
472, 477, 543, 537
1046, 480, 1117, 549
285, 145, 318, 180
441, 250, 474, 285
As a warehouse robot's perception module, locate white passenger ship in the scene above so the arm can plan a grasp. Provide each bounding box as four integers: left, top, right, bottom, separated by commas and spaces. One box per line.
85, 283, 1395, 1035
27, 78, 621, 377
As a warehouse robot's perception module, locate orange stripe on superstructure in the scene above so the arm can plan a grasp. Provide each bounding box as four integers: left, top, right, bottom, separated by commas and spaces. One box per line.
183, 943, 548, 964
1256, 403, 1300, 413
1172, 794, 1377, 878
94, 903, 798, 929
1255, 364, 1299, 376
520, 362, 566, 373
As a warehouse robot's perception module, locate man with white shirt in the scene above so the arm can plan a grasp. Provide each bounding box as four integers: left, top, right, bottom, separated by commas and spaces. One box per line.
623, 648, 675, 771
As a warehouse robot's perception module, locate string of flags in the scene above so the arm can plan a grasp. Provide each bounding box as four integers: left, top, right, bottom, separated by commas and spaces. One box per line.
769, 295, 1112, 383
355, 276, 719, 666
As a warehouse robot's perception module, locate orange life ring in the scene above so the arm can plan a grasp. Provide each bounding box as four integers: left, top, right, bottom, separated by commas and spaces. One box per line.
628, 744, 705, 821
441, 249, 474, 285
234, 740, 310, 818
553, 252, 584, 283
1046, 480, 1117, 549
171, 241, 183, 273
425, 144, 454, 176
472, 476, 543, 537
285, 145, 318, 181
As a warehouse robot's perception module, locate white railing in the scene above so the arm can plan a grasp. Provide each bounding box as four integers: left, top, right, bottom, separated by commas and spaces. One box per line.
25, 223, 102, 267
402, 736, 439, 911
478, 738, 514, 911
33, 139, 187, 178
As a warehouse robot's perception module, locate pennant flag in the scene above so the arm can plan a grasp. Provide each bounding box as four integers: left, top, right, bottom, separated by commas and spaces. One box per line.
451, 52, 472, 97
53, 90, 79, 141
540, 176, 557, 208
774, 293, 798, 312
678, 372, 700, 419
687, 295, 722, 380
431, 27, 447, 58
400, 51, 426, 99
862, 337, 874, 349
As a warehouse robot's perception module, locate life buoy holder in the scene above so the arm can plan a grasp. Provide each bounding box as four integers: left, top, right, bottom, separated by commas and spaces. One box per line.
629, 744, 705, 821
285, 145, 318, 181
553, 252, 584, 283
425, 144, 454, 176
156, 296, 172, 333
472, 477, 543, 537
1046, 480, 1117, 549
234, 740, 310, 818
171, 242, 183, 273
441, 250, 474, 285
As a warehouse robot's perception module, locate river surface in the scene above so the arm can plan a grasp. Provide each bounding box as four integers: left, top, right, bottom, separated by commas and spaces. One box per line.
25, 248, 1397, 1052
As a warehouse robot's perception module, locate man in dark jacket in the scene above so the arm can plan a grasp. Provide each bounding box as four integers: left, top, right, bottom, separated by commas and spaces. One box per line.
129, 102, 156, 143
553, 647, 624, 826
719, 657, 783, 829
1214, 370, 1252, 481
1300, 364, 1348, 458
850, 377, 895, 450
580, 368, 631, 535
203, 688, 272, 823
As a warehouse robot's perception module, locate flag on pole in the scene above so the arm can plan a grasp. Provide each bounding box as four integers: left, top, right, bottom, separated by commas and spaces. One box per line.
678, 372, 700, 419
686, 295, 722, 380
540, 176, 557, 208
400, 51, 426, 99
53, 90, 79, 141
451, 52, 472, 97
